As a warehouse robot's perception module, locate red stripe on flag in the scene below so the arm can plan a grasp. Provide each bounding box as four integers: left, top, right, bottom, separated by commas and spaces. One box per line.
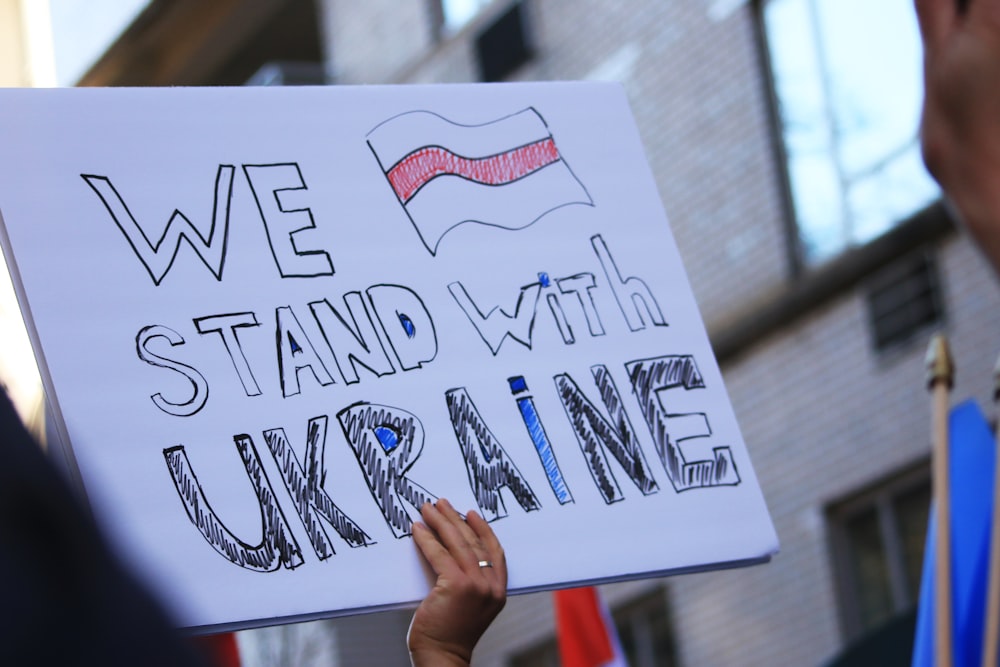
555, 587, 618, 667
387, 137, 560, 203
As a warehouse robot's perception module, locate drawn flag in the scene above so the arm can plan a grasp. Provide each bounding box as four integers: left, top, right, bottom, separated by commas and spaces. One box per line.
366, 108, 593, 255
911, 400, 995, 667
555, 587, 628, 667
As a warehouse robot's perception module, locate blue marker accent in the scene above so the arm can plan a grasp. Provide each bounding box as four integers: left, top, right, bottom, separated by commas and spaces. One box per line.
508, 375, 528, 394
287, 332, 302, 354
374, 426, 400, 453
398, 312, 416, 338
509, 376, 572, 504
538, 272, 550, 288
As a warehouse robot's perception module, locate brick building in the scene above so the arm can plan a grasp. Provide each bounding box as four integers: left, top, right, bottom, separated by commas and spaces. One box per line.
316, 2, 1000, 665
38, 0, 1000, 664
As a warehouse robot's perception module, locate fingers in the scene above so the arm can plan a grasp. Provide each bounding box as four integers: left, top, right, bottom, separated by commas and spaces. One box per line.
408, 499, 508, 664
419, 499, 492, 573
411, 519, 461, 578
466, 509, 507, 588
914, 0, 957, 56
413, 499, 506, 595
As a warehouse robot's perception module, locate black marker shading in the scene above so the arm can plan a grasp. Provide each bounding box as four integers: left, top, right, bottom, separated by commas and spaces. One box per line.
445, 387, 541, 521
163, 436, 303, 572
336, 402, 438, 538
626, 355, 740, 491
263, 417, 374, 557
555, 366, 658, 504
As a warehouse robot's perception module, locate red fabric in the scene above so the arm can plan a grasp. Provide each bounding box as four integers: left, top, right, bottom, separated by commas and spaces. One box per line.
191, 632, 241, 667
555, 587, 617, 667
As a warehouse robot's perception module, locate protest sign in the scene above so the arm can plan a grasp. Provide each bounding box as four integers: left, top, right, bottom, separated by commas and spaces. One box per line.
0, 83, 778, 631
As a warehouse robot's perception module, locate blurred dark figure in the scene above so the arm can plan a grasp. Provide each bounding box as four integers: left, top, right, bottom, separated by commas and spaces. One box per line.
0, 389, 206, 666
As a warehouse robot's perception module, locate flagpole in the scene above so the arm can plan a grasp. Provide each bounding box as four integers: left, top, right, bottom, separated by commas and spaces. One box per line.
927, 334, 953, 667
982, 354, 1000, 667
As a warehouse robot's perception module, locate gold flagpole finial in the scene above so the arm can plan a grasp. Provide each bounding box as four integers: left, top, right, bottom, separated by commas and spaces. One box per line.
926, 333, 954, 389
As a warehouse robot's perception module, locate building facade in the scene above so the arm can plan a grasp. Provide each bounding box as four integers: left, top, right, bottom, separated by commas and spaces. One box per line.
41, 0, 1000, 664
318, 1, 1000, 665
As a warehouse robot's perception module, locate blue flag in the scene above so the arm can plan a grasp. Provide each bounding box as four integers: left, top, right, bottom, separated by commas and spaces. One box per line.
912, 400, 996, 666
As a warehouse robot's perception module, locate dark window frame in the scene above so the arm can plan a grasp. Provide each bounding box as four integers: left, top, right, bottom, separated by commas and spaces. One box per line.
863, 248, 946, 354
826, 460, 931, 641
751, 0, 805, 277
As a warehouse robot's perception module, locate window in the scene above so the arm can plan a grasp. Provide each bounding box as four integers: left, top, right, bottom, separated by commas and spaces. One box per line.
827, 462, 931, 639
865, 250, 944, 353
474, 1, 533, 81
433, 0, 494, 34
508, 588, 677, 667
759, 0, 939, 267
612, 589, 678, 667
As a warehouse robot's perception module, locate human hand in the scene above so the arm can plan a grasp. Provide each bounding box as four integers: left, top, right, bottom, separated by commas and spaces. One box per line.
407, 499, 507, 667
916, 0, 1000, 271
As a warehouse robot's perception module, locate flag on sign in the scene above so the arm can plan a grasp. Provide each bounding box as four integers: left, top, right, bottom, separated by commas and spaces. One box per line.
366, 108, 593, 255
555, 587, 628, 667
911, 400, 996, 667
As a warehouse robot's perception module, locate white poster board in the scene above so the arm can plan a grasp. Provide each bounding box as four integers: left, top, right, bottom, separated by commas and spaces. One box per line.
0, 83, 777, 632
